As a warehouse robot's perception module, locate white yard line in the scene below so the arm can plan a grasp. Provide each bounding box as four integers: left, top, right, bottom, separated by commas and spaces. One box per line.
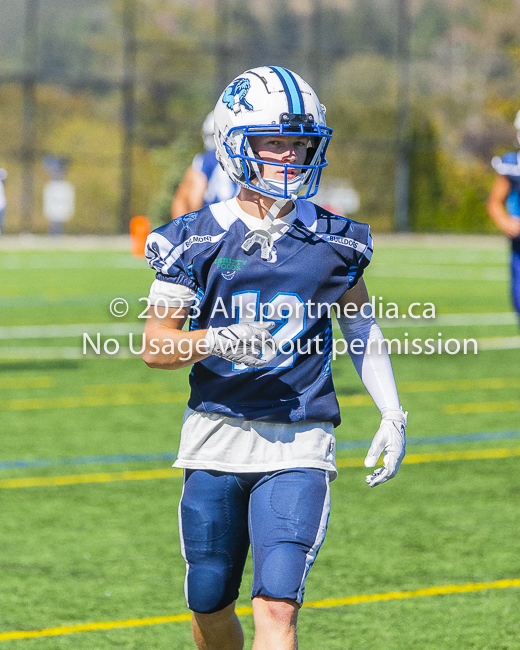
0, 259, 144, 269
0, 314, 517, 340
367, 265, 508, 281
476, 336, 520, 350
0, 347, 136, 360
0, 233, 508, 251
0, 338, 519, 361
378, 313, 518, 328
0, 235, 131, 251
0, 324, 141, 339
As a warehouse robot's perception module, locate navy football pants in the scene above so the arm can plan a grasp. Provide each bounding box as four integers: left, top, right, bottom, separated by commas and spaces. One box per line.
179, 467, 330, 614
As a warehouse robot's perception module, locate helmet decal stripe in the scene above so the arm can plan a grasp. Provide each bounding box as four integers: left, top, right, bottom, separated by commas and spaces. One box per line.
268, 66, 304, 114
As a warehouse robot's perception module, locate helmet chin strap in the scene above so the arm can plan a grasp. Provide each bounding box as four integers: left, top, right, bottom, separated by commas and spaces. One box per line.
241, 197, 293, 260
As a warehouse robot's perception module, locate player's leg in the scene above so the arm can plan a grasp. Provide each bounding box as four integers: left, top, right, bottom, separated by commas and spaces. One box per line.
191, 601, 243, 650
179, 469, 251, 650
251, 596, 299, 650
248, 467, 331, 650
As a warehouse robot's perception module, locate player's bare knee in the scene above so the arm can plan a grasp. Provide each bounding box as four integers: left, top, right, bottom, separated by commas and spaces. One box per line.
254, 596, 298, 626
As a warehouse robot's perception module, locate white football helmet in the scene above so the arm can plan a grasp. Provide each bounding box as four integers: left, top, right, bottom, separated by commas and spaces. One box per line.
213, 66, 332, 200
202, 111, 216, 151
514, 109, 520, 145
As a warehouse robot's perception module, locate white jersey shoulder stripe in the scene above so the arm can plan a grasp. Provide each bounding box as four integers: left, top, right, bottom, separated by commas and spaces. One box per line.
317, 233, 372, 259
147, 230, 226, 273
146, 232, 177, 274
210, 200, 241, 231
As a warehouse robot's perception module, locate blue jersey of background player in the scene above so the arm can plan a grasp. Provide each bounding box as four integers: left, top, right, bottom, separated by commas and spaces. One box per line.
143, 66, 407, 650
171, 111, 239, 220
488, 109, 520, 325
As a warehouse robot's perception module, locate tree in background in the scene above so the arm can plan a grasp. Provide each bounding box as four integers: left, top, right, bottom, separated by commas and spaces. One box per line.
2, 0, 520, 234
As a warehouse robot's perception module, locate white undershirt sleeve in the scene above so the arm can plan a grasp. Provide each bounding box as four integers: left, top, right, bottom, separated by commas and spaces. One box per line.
147, 279, 197, 308
337, 310, 401, 413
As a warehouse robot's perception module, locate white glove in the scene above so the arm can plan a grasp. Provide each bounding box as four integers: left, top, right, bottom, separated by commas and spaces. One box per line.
364, 408, 407, 488
205, 321, 276, 367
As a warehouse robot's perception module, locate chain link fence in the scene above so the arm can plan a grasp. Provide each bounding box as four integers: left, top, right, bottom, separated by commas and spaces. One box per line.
0, 0, 519, 235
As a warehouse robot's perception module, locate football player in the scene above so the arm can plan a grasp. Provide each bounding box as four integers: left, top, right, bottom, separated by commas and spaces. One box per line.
488, 110, 520, 326
171, 111, 239, 220
143, 66, 407, 650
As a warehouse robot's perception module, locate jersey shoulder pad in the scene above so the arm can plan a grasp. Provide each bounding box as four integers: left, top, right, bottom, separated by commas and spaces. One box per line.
145, 206, 226, 286
304, 202, 373, 264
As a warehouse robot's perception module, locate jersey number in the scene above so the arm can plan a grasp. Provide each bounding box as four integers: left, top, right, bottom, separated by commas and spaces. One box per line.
231, 291, 306, 370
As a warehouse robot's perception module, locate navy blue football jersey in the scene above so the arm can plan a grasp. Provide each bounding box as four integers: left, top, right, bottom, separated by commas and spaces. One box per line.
492, 151, 520, 250
146, 200, 372, 426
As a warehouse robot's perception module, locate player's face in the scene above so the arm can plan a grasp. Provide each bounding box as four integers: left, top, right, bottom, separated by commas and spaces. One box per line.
248, 134, 309, 181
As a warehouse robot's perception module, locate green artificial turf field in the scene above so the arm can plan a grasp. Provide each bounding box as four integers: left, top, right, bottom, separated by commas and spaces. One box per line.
1, 236, 519, 648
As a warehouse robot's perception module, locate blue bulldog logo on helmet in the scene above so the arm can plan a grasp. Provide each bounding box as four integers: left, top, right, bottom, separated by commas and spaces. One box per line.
222, 78, 253, 114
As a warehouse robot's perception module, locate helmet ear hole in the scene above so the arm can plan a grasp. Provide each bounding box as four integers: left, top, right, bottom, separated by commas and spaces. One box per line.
304, 147, 317, 165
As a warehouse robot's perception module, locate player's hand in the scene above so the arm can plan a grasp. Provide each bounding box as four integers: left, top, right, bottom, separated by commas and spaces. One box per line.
205, 321, 276, 367
364, 408, 407, 487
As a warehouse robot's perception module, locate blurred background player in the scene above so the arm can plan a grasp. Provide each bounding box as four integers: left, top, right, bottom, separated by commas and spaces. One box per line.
171, 111, 239, 219
488, 110, 520, 326
0, 168, 7, 235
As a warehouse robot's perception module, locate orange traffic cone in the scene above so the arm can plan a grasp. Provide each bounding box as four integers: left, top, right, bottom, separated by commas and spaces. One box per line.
130, 216, 151, 258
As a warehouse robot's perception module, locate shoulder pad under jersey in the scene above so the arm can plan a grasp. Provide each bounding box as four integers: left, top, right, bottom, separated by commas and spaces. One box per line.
145, 205, 226, 289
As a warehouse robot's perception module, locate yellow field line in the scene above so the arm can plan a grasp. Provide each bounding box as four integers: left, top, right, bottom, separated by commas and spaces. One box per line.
1, 376, 518, 411
2, 447, 520, 490
1, 578, 518, 641
336, 446, 520, 468
303, 578, 520, 609
444, 401, 519, 414
0, 612, 192, 641
4, 393, 518, 413
0, 376, 53, 390
83, 382, 168, 395
337, 395, 373, 406
0, 468, 184, 489
399, 377, 520, 392
297, 378, 520, 410
0, 392, 188, 411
